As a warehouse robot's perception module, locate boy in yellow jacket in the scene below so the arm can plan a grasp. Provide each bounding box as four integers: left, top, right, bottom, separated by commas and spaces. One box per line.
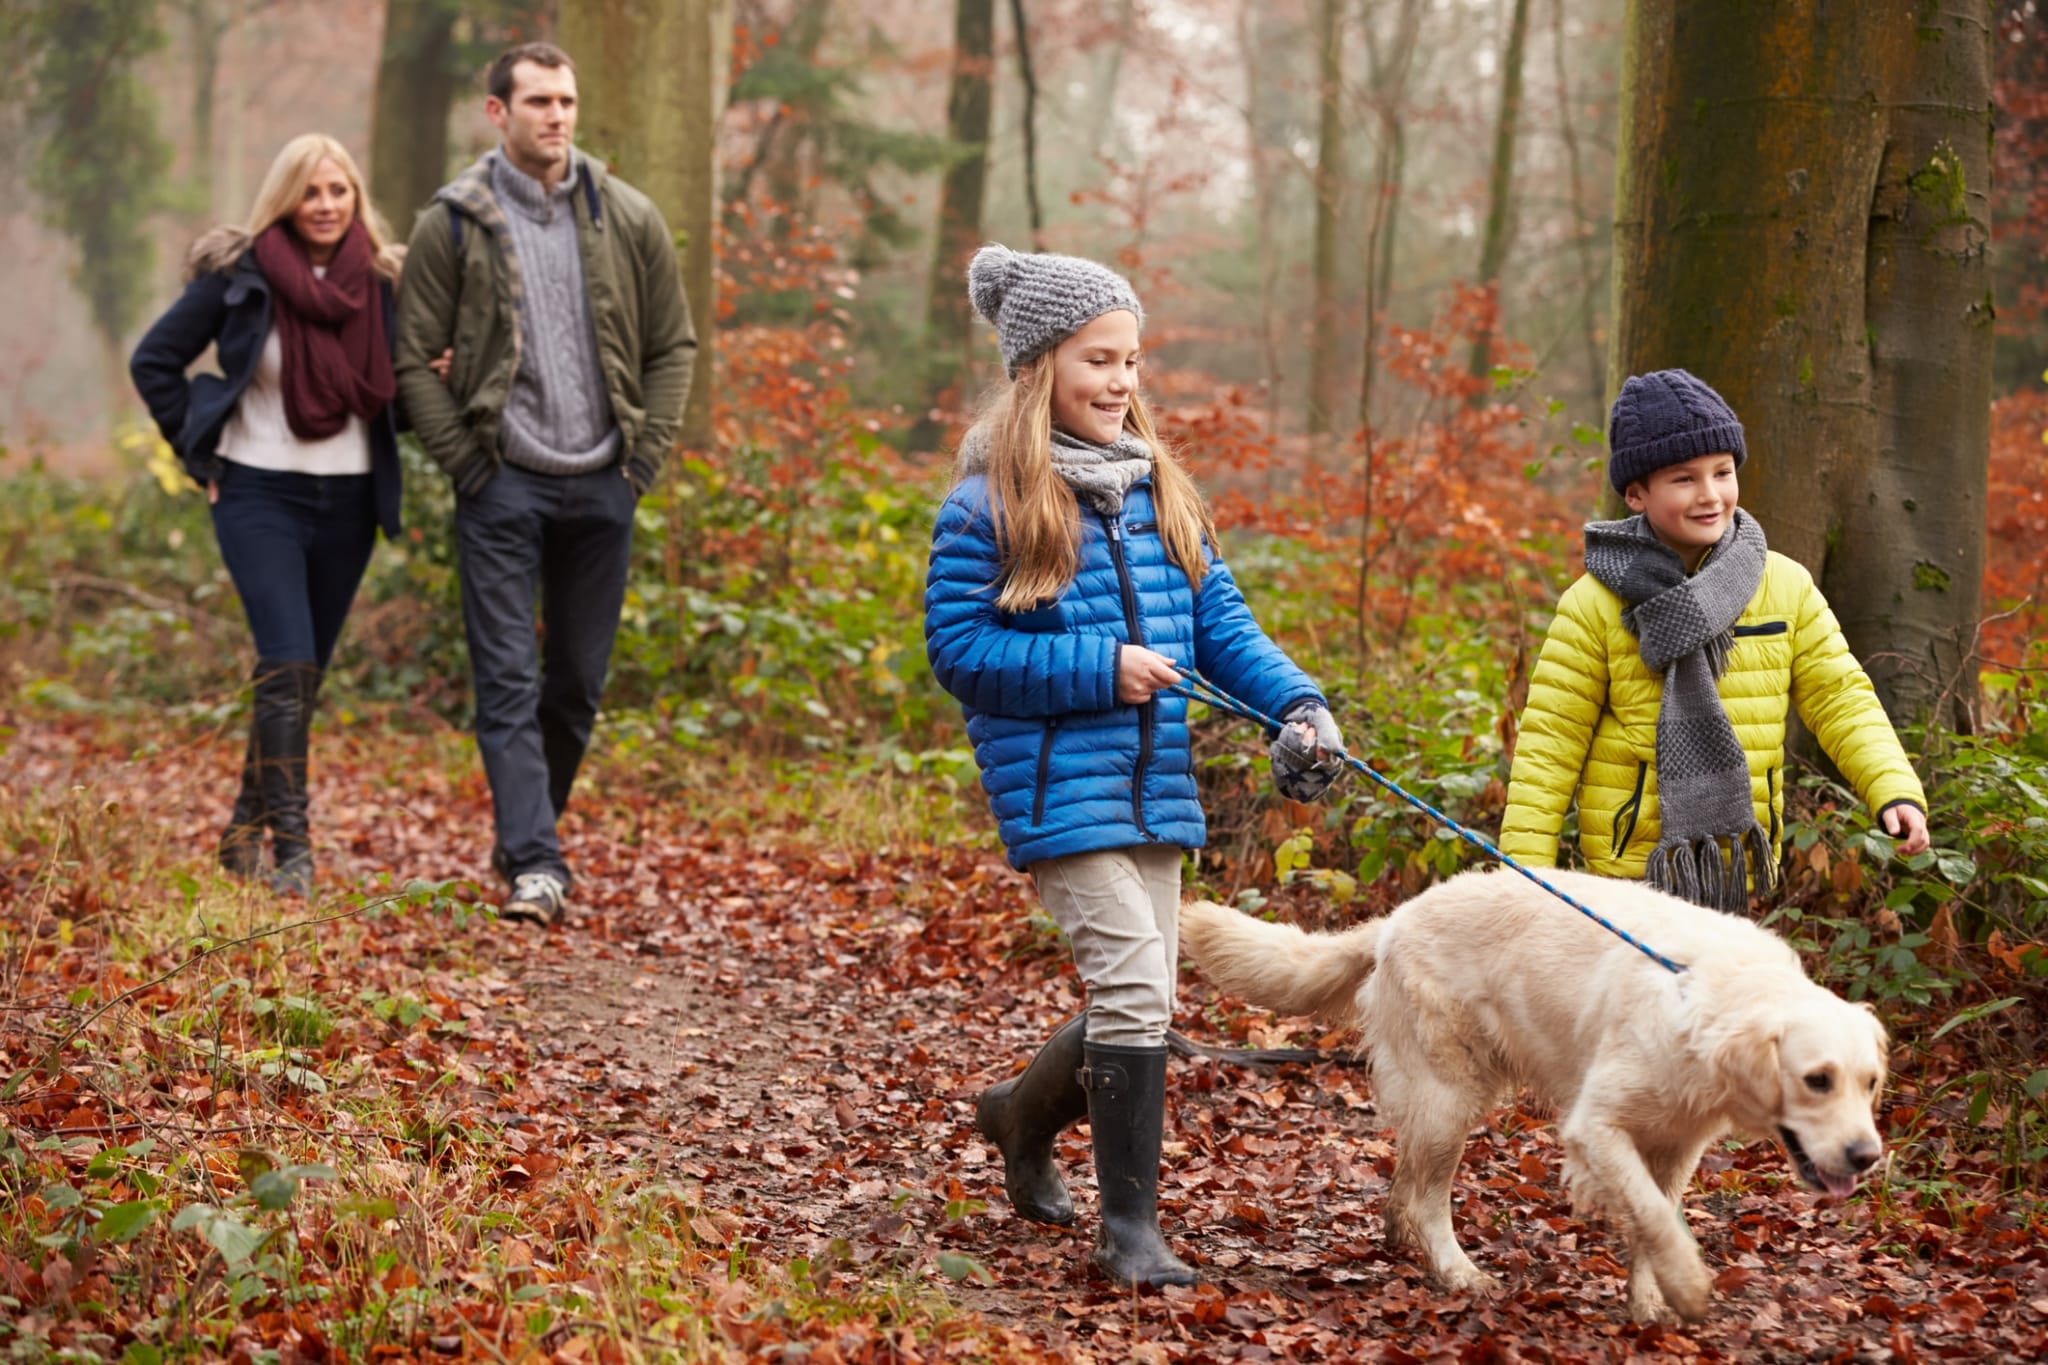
1501, 369, 1929, 910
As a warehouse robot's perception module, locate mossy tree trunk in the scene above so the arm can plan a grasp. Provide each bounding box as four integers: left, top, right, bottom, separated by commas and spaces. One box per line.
370, 0, 460, 241
1608, 0, 1991, 726
1466, 0, 1531, 395
918, 0, 995, 444
561, 0, 733, 455
1307, 0, 1346, 439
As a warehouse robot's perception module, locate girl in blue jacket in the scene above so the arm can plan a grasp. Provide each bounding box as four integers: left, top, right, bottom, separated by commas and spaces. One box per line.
925, 245, 1345, 1288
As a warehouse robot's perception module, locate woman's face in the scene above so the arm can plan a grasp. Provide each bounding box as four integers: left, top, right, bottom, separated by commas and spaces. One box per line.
1049, 309, 1141, 445
291, 158, 357, 261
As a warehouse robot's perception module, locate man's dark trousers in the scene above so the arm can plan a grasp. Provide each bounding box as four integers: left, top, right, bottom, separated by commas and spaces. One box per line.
455, 462, 637, 883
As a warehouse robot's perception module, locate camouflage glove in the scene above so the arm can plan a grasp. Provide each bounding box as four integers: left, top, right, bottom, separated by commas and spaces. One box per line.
1270, 701, 1346, 803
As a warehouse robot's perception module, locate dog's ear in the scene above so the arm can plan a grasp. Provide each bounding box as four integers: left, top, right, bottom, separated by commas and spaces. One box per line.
1858, 1001, 1891, 1081
1711, 1015, 1784, 1119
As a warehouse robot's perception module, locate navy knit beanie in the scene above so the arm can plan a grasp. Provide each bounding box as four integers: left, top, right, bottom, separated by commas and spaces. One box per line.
1605, 369, 1747, 494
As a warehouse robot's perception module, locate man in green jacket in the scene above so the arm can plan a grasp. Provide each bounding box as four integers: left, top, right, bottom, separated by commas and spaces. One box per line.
395, 41, 695, 927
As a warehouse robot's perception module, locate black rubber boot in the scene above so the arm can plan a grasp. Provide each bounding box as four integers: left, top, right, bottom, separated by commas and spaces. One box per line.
254, 660, 320, 897
217, 705, 266, 879
975, 1015, 1089, 1224
1081, 1041, 1197, 1288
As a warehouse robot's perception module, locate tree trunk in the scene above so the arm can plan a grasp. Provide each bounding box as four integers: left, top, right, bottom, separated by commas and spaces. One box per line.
1091, 0, 1138, 159
1840, 3, 1992, 725
1008, 0, 1044, 248
1307, 0, 1346, 439
1609, 0, 1991, 726
561, 0, 733, 456
918, 0, 995, 443
1466, 0, 1532, 393
183, 0, 221, 223
1236, 0, 1285, 459
1359, 0, 1425, 429
1550, 0, 1606, 419
369, 0, 460, 241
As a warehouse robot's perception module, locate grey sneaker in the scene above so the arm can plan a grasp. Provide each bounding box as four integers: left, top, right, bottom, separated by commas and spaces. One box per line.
501, 871, 567, 928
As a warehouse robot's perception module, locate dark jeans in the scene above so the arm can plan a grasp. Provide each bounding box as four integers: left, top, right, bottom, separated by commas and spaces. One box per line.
210, 463, 376, 666
455, 463, 636, 883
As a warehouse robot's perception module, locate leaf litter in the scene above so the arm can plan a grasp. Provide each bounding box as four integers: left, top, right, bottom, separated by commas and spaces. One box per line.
3, 711, 2046, 1362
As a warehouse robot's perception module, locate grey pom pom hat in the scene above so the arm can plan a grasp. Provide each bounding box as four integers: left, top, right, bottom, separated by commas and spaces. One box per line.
967, 243, 1146, 378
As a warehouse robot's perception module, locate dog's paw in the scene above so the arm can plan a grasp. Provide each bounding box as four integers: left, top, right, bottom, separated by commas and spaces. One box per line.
1625, 1275, 1678, 1325
1657, 1255, 1712, 1323
1430, 1262, 1501, 1297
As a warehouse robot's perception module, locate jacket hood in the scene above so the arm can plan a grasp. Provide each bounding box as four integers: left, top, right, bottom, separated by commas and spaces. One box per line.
185, 226, 254, 282
437, 149, 608, 226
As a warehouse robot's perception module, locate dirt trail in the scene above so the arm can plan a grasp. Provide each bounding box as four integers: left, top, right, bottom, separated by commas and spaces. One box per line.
15, 714, 2044, 1361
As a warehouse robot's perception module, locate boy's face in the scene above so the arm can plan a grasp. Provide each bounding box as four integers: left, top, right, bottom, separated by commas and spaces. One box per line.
1624, 453, 1740, 565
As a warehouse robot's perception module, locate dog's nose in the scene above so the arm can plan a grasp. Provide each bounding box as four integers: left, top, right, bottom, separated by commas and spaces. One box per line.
1845, 1140, 1882, 1173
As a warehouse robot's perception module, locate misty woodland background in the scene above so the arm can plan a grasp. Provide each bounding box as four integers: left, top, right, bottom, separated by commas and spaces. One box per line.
3, 1, 2048, 1361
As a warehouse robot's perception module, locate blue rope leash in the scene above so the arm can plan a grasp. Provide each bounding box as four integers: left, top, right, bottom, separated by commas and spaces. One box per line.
1170, 667, 1688, 976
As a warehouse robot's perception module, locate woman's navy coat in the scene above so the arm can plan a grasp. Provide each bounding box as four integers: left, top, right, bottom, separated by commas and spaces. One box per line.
925, 475, 1322, 870
128, 254, 404, 540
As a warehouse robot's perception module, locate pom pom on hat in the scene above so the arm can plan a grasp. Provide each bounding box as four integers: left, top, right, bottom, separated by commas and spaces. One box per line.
967, 244, 1019, 327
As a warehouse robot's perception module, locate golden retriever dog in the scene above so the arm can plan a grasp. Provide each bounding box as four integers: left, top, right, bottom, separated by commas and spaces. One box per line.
1180, 867, 1888, 1323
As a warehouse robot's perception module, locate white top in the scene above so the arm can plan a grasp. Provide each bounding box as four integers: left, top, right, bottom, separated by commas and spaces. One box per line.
219, 279, 373, 477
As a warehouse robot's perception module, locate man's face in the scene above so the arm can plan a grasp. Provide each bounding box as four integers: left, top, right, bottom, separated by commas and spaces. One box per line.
488, 60, 578, 180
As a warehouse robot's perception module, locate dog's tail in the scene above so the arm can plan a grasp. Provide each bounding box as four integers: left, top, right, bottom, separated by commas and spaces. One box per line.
1179, 900, 1378, 1026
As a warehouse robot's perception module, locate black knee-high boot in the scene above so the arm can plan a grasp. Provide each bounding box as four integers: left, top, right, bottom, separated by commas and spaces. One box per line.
976, 1015, 1089, 1224
254, 660, 320, 897
217, 695, 266, 878
1081, 1041, 1197, 1288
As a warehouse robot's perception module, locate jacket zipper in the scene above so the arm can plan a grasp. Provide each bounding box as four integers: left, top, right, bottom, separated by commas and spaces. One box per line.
1032, 718, 1060, 826
1105, 514, 1154, 838
1614, 761, 1648, 861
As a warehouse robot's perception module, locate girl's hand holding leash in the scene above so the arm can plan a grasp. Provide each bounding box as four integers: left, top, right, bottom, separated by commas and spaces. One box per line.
1118, 645, 1183, 704
1271, 701, 1346, 802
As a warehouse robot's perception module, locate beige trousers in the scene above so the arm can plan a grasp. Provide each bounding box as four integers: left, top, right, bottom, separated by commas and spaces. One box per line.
1030, 845, 1184, 1048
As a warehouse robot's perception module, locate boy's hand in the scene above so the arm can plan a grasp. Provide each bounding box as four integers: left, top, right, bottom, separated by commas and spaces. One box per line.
1117, 646, 1182, 704
1881, 803, 1931, 856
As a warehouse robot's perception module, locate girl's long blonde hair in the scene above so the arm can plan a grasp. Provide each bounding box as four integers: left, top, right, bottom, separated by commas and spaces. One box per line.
976, 356, 1217, 613
187, 133, 404, 282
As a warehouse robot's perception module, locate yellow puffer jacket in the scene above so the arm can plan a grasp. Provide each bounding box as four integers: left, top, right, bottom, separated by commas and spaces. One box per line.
1501, 550, 1926, 876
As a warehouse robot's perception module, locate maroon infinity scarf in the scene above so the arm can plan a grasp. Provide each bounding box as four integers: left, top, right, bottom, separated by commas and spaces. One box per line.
250, 219, 395, 440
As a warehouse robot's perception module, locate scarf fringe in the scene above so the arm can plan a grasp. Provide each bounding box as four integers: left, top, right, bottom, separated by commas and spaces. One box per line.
1643, 826, 1779, 914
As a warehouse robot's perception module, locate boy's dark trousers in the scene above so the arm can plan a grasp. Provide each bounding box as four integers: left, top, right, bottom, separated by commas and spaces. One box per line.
455, 463, 637, 885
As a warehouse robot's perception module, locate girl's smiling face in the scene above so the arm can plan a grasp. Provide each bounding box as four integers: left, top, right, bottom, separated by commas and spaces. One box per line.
1049, 309, 1141, 445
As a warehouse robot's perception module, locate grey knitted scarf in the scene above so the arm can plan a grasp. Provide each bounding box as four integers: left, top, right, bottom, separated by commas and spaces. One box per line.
1048, 428, 1153, 514
955, 425, 1154, 515
1583, 510, 1775, 911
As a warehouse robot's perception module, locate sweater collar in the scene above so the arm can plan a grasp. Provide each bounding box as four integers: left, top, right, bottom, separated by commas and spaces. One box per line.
489, 148, 580, 223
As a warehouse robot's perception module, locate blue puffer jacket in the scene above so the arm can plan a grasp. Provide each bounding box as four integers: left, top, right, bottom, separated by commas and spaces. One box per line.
925, 474, 1323, 870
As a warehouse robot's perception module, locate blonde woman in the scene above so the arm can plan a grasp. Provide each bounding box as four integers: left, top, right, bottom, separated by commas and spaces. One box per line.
130, 134, 406, 896
923, 245, 1346, 1288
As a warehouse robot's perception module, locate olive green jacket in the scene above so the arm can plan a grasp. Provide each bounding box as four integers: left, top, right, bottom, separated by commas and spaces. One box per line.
393, 152, 696, 496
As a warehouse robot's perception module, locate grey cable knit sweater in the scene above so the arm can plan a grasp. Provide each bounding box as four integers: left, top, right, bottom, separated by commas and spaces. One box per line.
490, 151, 621, 476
